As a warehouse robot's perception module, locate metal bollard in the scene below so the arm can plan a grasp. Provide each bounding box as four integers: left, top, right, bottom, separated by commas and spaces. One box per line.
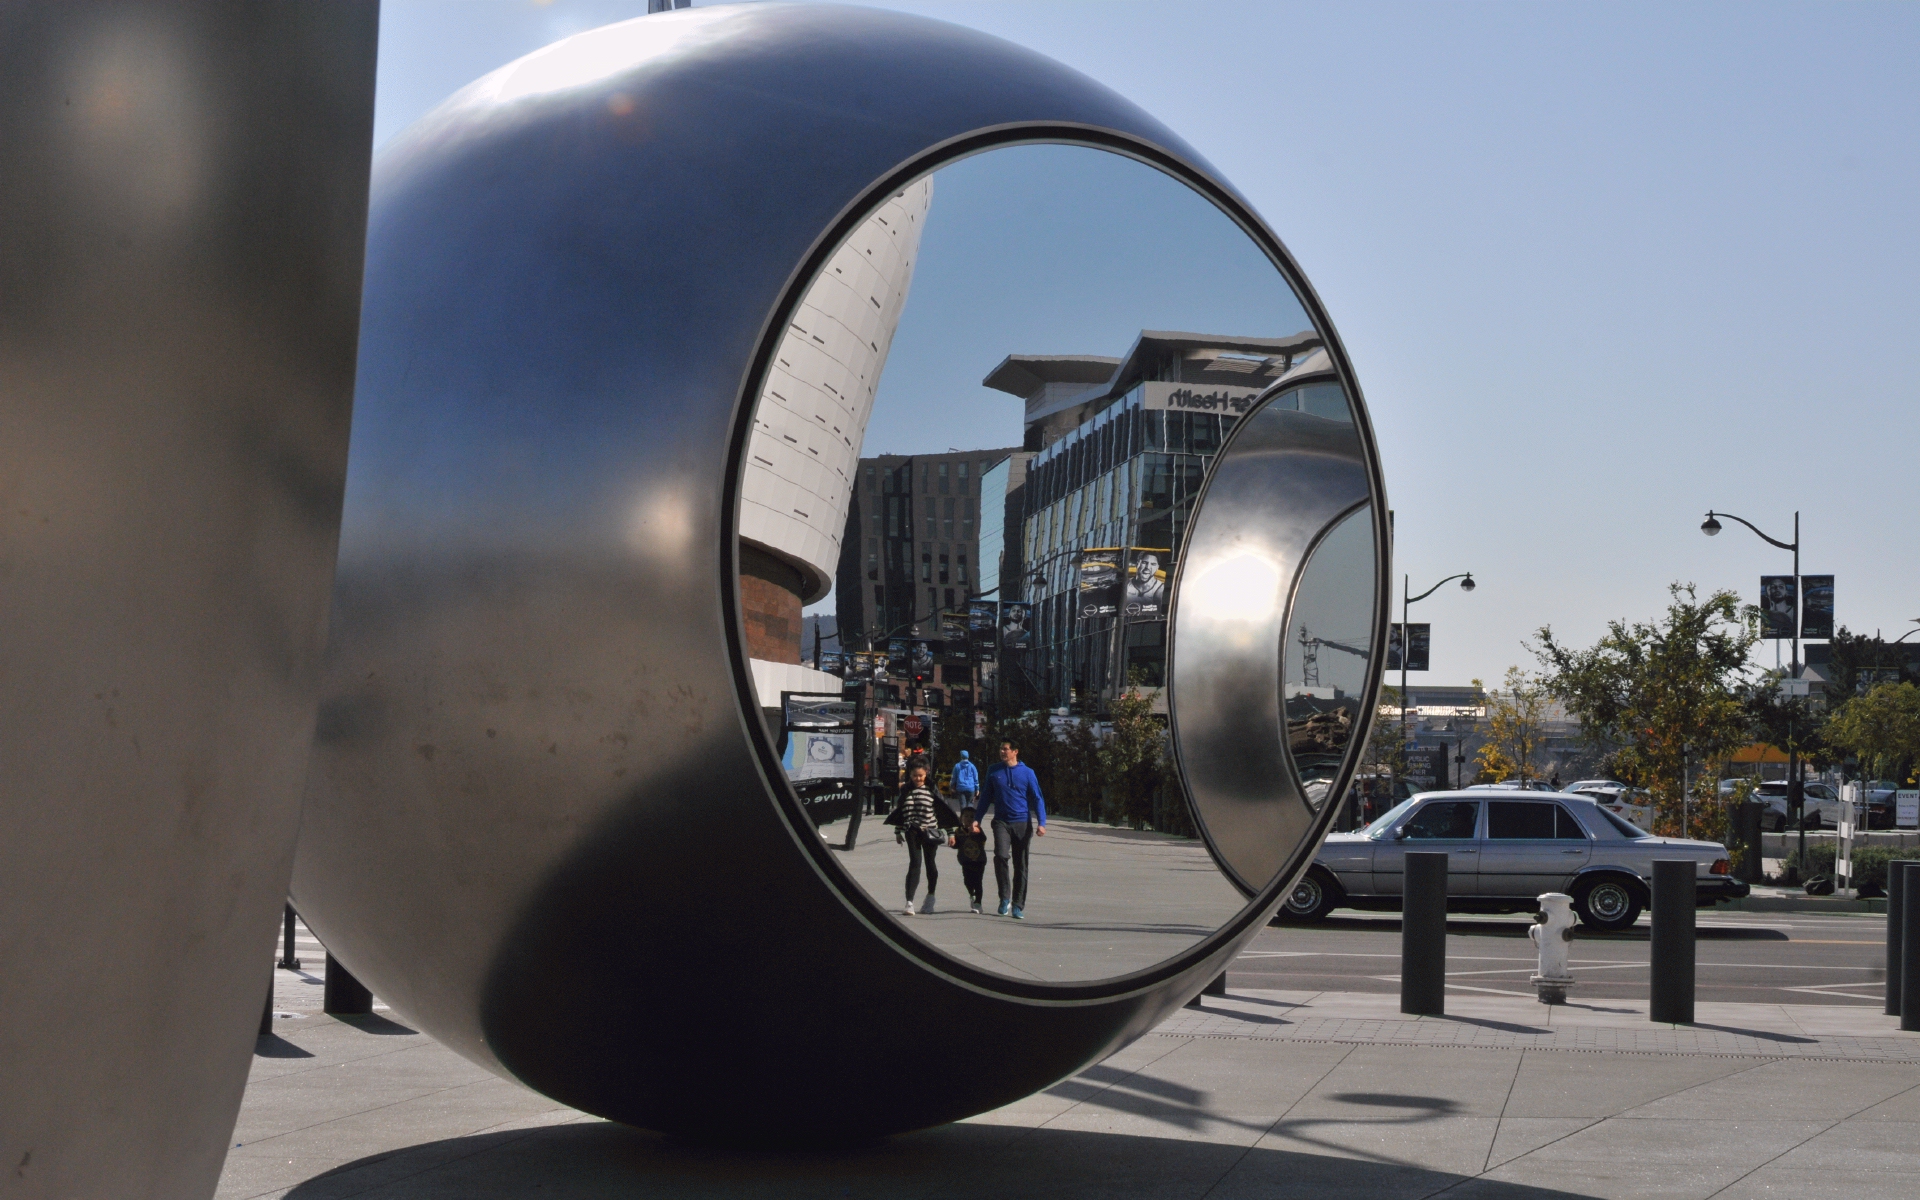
279, 902, 302, 970
1649, 860, 1695, 1024
1401, 851, 1448, 1016
1184, 971, 1228, 1008
1903, 865, 1920, 1033
1888, 860, 1917, 1016
323, 953, 374, 1016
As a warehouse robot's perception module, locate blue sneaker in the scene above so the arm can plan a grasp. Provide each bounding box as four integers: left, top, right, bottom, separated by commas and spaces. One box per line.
1011, 906, 1025, 920
997, 899, 1011, 917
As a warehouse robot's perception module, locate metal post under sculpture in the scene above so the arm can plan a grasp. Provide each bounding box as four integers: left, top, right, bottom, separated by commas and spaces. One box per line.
0, 4, 378, 1196
293, 2, 1390, 1141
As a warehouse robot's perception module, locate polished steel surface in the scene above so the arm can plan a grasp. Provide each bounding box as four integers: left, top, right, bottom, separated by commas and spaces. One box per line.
777, 142, 1304, 981
295, 2, 1383, 1140
0, 4, 378, 1197
1168, 382, 1382, 897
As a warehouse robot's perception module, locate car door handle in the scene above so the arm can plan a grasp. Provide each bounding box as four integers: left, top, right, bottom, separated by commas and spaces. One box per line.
1562, 850, 1584, 855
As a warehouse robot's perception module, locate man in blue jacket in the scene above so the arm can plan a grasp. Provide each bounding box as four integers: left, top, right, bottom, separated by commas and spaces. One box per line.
952, 749, 979, 813
980, 739, 1046, 919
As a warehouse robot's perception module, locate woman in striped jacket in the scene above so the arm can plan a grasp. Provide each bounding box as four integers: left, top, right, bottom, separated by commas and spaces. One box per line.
896, 761, 954, 915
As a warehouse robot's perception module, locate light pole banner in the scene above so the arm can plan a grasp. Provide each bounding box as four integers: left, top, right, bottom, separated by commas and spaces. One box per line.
1076, 547, 1122, 620
1124, 548, 1171, 619
1760, 575, 1797, 639
1800, 575, 1834, 640
1386, 624, 1430, 672
967, 600, 999, 660
1001, 602, 1032, 651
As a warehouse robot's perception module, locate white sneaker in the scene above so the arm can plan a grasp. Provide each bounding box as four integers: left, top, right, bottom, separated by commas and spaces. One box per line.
903, 900, 914, 916
922, 896, 936, 914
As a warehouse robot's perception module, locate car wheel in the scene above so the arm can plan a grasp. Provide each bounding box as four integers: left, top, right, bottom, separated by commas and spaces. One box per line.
1275, 868, 1342, 923
1573, 876, 1643, 931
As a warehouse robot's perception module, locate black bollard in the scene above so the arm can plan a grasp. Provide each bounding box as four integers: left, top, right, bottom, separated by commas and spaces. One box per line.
279, 902, 302, 970
1401, 851, 1448, 1016
1888, 861, 1916, 1016
1649, 860, 1696, 1024
1903, 865, 1920, 1033
323, 952, 374, 1016
1184, 972, 1228, 1008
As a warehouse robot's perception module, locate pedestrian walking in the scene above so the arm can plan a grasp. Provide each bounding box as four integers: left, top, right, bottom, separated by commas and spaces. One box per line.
887, 762, 955, 915
981, 739, 1046, 919
951, 805, 988, 913
952, 749, 979, 813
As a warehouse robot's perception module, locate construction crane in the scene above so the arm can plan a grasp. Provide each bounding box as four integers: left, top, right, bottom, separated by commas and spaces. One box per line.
1297, 626, 1371, 688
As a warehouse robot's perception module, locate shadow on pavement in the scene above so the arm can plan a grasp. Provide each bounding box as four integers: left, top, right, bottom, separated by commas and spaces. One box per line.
253, 1033, 315, 1059
332, 1013, 417, 1036
281, 1120, 1599, 1199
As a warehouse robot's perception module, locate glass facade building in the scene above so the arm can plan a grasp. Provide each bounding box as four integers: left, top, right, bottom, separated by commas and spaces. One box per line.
992, 331, 1335, 712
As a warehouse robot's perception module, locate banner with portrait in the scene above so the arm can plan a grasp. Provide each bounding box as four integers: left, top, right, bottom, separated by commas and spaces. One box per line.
1800, 575, 1834, 640
1001, 602, 1032, 652
968, 600, 999, 660
909, 638, 936, 679
1385, 623, 1430, 672
1123, 547, 1171, 619
1760, 576, 1797, 640
1076, 547, 1122, 620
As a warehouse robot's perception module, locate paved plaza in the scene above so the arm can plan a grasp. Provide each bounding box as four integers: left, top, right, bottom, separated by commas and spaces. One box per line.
825, 815, 1246, 981
230, 984, 1920, 1200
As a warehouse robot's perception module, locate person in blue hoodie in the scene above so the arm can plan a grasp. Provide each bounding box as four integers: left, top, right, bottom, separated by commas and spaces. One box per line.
951, 749, 979, 813
980, 739, 1047, 919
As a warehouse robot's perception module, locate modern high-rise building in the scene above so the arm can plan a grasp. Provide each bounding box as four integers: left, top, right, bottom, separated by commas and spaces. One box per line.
833, 447, 1022, 654
986, 329, 1330, 711
737, 180, 931, 711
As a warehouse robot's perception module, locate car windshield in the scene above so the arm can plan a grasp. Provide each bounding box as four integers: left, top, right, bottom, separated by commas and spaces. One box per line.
1361, 797, 1419, 839
1599, 809, 1649, 838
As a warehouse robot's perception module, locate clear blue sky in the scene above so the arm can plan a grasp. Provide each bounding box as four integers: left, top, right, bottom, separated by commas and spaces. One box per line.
374, 1, 1920, 684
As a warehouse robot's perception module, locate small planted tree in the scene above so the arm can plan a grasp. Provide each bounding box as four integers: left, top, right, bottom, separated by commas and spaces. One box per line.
1534, 583, 1761, 839
1099, 668, 1167, 830
1824, 682, 1920, 786
1473, 668, 1550, 784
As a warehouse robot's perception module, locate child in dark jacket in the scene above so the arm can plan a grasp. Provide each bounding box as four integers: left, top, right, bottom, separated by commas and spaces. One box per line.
951, 806, 988, 915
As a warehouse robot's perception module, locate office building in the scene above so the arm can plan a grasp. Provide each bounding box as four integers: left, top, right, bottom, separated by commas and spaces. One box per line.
987, 329, 1330, 711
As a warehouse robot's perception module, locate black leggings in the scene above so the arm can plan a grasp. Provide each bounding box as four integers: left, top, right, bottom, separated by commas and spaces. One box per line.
906, 833, 940, 900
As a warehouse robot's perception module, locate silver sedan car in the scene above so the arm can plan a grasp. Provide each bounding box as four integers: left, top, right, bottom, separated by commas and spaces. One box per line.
1278, 789, 1747, 930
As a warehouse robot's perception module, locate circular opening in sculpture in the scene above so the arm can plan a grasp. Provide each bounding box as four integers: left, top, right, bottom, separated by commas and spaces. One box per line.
734, 139, 1381, 985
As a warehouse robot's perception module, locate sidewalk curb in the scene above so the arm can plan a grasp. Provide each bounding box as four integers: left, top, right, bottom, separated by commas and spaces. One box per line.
1714, 895, 1886, 914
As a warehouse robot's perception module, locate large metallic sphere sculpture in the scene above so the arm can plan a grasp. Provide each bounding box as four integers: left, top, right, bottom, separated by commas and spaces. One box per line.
294, 2, 1390, 1140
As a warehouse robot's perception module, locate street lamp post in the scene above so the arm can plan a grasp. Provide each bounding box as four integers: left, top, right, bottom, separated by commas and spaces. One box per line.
1400, 572, 1476, 755
1701, 509, 1806, 860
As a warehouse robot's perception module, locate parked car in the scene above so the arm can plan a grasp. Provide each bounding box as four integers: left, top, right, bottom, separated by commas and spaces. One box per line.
1567, 779, 1630, 794
1803, 782, 1895, 829
1279, 789, 1747, 931
1568, 784, 1655, 829
1749, 781, 1868, 829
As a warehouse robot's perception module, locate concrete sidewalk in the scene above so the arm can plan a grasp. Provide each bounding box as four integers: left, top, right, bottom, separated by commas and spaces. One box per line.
224, 988, 1920, 1200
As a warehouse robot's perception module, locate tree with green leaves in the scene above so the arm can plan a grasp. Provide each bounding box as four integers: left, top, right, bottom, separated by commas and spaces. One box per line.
1823, 682, 1920, 786
1098, 669, 1167, 829
1533, 583, 1761, 839
1472, 668, 1551, 784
